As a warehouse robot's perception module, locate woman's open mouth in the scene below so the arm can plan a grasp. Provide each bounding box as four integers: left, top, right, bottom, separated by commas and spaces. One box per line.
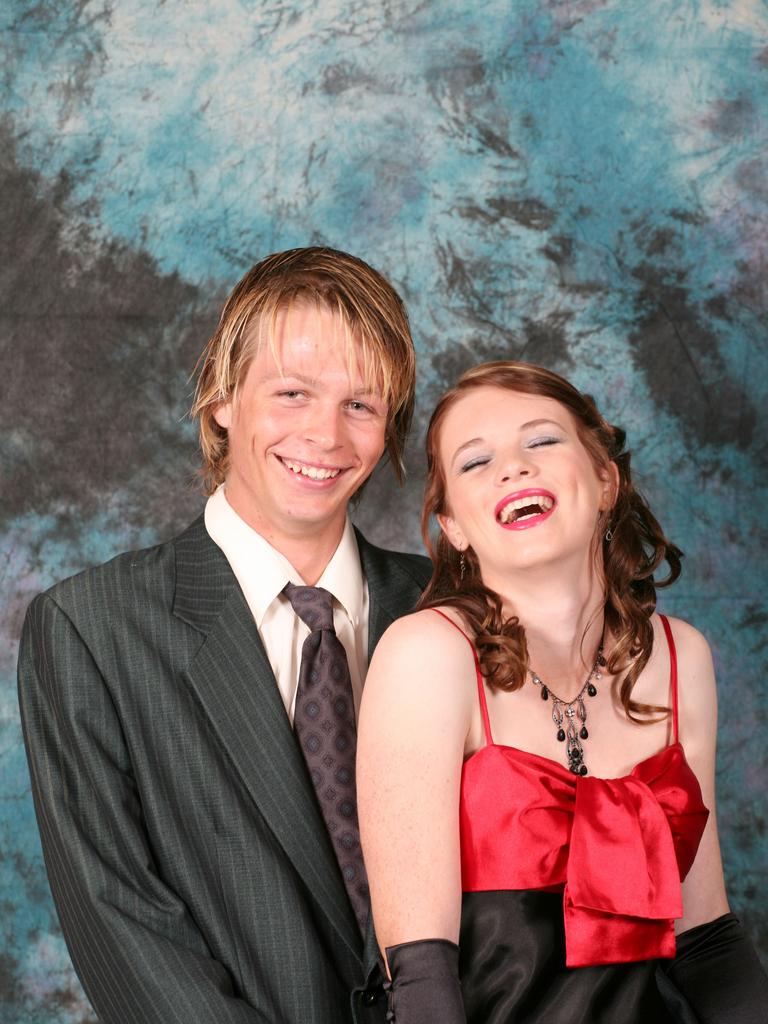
495, 489, 556, 530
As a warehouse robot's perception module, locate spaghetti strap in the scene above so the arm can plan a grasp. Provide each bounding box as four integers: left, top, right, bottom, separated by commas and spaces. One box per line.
431, 609, 494, 746
659, 614, 680, 744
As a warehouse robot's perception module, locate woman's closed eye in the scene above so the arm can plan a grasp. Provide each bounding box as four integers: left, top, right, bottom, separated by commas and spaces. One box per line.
459, 435, 563, 470
525, 435, 562, 449
460, 456, 491, 473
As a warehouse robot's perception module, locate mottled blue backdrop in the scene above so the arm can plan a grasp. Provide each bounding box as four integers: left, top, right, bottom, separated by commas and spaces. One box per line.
1, 1, 766, 1020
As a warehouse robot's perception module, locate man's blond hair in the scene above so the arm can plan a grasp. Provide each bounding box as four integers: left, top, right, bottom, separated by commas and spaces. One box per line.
191, 246, 416, 494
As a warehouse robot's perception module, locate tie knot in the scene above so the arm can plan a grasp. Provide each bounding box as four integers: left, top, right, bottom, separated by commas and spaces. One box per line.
283, 582, 336, 633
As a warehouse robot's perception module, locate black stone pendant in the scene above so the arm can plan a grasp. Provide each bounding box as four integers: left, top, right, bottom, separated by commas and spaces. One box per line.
531, 638, 602, 775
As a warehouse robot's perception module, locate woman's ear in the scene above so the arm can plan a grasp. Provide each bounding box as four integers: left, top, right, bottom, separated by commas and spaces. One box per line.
437, 512, 467, 553
600, 460, 620, 511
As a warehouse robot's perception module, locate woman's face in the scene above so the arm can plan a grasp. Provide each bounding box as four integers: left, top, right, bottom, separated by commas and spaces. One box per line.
437, 386, 616, 585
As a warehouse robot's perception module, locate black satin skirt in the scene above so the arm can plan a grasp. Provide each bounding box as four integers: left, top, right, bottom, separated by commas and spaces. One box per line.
459, 891, 690, 1024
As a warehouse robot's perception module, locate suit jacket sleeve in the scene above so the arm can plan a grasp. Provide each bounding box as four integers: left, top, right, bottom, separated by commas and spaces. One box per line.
18, 593, 267, 1024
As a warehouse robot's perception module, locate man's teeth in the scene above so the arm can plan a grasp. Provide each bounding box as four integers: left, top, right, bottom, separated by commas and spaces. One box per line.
282, 459, 341, 480
498, 494, 554, 524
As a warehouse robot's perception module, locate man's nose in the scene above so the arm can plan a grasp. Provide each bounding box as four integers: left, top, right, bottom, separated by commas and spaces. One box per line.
303, 402, 343, 450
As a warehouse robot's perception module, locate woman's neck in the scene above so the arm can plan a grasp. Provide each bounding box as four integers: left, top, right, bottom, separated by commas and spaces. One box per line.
490, 563, 606, 700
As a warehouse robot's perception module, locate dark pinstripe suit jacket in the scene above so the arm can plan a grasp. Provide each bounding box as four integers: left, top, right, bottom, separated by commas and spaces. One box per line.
18, 516, 432, 1024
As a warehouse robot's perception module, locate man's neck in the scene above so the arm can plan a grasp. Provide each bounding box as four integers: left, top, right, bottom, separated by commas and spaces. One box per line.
273, 530, 344, 586
224, 493, 346, 585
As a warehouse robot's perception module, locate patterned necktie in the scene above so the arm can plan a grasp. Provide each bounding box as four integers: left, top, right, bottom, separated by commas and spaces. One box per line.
283, 582, 369, 933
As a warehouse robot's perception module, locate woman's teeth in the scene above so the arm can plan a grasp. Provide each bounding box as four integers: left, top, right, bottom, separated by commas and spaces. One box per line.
498, 494, 554, 524
282, 458, 341, 480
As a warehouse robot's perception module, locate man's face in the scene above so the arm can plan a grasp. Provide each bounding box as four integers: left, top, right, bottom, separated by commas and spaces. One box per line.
214, 303, 388, 546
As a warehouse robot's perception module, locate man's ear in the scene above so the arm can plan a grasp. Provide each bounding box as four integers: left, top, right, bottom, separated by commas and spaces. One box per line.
213, 400, 233, 430
437, 512, 467, 553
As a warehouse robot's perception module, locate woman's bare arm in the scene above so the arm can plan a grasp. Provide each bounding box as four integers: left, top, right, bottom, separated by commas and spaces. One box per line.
670, 616, 730, 932
357, 610, 475, 958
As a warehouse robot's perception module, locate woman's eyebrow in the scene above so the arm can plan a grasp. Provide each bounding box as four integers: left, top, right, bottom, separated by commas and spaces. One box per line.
451, 437, 484, 465
520, 418, 565, 430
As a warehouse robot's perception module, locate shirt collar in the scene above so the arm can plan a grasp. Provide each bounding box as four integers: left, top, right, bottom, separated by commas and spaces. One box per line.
315, 516, 364, 628
204, 487, 300, 626
204, 487, 364, 627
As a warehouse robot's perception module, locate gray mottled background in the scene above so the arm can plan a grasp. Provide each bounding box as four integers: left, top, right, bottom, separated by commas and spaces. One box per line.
1, 1, 766, 1020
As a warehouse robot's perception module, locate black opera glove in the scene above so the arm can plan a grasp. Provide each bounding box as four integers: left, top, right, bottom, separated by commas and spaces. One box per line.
383, 939, 465, 1023
664, 913, 768, 1023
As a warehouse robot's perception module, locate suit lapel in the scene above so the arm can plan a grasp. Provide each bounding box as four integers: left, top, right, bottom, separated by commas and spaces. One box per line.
356, 529, 428, 659
173, 518, 362, 960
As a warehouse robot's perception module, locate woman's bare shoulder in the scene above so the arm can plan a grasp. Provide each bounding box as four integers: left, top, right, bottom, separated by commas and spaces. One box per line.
655, 613, 718, 750
658, 613, 711, 652
656, 613, 715, 681
374, 606, 475, 659
363, 607, 478, 711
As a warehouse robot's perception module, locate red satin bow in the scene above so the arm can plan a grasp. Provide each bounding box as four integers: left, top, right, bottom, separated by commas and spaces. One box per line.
460, 742, 709, 967
564, 775, 682, 966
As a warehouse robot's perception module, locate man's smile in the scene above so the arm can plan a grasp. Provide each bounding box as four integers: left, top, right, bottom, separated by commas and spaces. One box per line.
276, 454, 347, 482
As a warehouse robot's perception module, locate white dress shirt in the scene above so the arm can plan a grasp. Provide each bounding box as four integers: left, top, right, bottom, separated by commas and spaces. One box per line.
204, 487, 369, 724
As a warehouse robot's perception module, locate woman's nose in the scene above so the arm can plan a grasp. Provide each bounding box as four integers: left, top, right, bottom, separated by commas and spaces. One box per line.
497, 454, 536, 484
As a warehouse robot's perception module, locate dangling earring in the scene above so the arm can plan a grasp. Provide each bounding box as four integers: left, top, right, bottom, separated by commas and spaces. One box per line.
459, 550, 466, 581
604, 528, 613, 543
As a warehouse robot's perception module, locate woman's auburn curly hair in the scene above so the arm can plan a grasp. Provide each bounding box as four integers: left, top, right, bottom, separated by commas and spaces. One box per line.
417, 361, 683, 722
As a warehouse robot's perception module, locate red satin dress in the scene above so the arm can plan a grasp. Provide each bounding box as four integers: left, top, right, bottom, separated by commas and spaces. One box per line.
436, 611, 710, 1024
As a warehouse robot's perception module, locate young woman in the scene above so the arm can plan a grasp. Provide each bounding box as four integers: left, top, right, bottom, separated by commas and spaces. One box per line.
357, 362, 767, 1023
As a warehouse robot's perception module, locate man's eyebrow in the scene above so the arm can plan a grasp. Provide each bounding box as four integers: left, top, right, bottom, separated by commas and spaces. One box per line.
257, 371, 316, 385
255, 373, 384, 398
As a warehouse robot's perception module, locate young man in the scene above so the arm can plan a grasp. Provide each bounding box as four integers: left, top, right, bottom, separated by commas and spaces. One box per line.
18, 247, 431, 1024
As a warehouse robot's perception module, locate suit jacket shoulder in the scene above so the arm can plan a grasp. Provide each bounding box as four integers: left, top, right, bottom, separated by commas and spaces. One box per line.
42, 512, 231, 601
39, 523, 181, 616
354, 528, 432, 655
28, 517, 230, 673
354, 528, 431, 587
